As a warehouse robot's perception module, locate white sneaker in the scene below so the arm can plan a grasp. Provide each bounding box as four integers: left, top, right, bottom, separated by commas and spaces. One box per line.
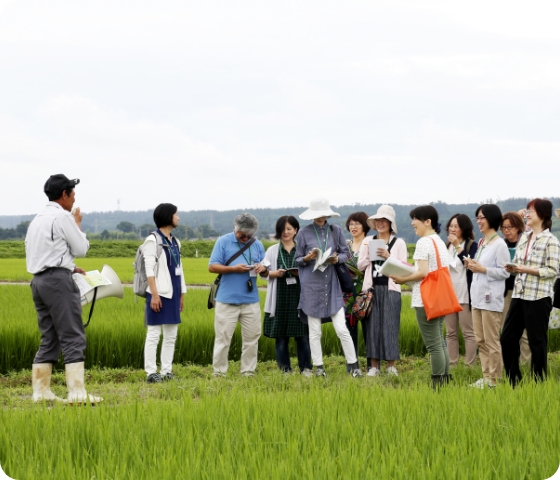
469, 378, 495, 389
366, 367, 380, 377
386, 366, 398, 377
301, 368, 313, 378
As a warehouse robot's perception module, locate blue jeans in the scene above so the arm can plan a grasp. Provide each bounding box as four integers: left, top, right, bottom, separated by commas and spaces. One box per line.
275, 336, 312, 373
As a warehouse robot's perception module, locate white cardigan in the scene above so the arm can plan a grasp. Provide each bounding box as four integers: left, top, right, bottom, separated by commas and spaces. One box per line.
263, 243, 281, 317
143, 234, 187, 299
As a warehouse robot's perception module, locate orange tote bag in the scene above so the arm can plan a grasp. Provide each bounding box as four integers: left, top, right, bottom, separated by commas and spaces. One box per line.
420, 238, 463, 320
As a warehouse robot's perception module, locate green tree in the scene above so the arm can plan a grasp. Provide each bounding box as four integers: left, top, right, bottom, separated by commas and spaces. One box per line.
116, 221, 136, 233
15, 221, 31, 238
100, 229, 111, 240
138, 223, 155, 237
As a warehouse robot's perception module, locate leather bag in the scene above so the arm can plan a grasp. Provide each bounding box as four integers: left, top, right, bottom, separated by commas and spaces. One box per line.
420, 238, 462, 320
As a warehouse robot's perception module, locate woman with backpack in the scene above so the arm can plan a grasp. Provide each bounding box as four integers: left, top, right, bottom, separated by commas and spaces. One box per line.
443, 214, 478, 367
143, 203, 187, 383
358, 205, 408, 377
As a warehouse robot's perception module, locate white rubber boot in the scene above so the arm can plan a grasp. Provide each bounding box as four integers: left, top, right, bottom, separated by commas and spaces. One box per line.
65, 362, 103, 405
32, 363, 64, 402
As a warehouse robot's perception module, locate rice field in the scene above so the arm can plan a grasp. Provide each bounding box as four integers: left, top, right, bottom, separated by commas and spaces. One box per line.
1, 282, 560, 479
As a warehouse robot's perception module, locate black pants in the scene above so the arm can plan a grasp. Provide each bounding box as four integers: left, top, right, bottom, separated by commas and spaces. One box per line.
31, 268, 86, 364
500, 297, 552, 387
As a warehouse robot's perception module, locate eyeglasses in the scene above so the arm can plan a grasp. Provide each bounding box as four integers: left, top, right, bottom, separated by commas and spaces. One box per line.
237, 233, 253, 241
475, 216, 486, 221
348, 222, 362, 227
525, 209, 535, 215
501, 225, 514, 231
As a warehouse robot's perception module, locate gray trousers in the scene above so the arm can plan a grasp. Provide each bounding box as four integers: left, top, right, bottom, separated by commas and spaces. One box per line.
31, 268, 86, 364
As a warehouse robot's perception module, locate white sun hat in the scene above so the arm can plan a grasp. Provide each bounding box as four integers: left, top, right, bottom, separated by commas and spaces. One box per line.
555, 208, 560, 219
299, 198, 340, 220
367, 205, 398, 234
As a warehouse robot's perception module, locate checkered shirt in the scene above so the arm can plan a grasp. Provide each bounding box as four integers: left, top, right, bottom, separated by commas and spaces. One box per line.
512, 229, 560, 301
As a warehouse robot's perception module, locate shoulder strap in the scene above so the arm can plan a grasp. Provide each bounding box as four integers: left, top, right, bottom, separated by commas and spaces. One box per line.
387, 236, 397, 253
465, 239, 474, 255
429, 237, 443, 269
225, 236, 256, 266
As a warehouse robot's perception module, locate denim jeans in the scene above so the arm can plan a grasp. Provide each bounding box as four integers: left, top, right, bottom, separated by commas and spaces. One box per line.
275, 335, 312, 373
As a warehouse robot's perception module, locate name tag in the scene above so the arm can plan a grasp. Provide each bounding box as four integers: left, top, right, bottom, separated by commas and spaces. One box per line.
249, 269, 257, 277
286, 277, 297, 285
175, 267, 182, 276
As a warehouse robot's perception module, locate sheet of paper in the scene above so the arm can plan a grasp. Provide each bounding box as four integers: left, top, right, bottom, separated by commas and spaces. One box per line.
368, 240, 387, 261
72, 270, 112, 297
312, 247, 333, 272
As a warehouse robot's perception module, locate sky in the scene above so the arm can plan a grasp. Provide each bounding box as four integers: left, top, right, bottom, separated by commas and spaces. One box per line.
1, 0, 559, 216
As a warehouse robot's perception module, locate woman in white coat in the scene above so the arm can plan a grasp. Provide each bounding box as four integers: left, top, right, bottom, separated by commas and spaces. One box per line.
143, 203, 187, 383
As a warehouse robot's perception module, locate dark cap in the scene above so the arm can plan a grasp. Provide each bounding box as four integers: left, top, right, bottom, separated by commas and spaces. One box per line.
44, 174, 80, 199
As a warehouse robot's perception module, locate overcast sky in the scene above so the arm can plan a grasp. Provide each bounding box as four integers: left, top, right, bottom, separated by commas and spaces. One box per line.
1, 0, 559, 216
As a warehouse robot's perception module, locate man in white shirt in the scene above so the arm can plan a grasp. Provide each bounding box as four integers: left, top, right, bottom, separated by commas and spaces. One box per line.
26, 174, 102, 404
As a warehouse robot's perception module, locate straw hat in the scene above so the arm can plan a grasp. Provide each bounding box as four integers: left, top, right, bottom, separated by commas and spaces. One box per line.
556, 208, 560, 219
299, 198, 340, 220
367, 205, 398, 234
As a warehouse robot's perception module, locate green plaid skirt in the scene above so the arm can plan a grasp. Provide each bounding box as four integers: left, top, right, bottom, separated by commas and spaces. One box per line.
264, 273, 307, 338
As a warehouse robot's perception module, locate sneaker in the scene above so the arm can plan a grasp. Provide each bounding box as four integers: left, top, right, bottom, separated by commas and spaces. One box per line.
315, 366, 327, 377
241, 371, 255, 377
366, 367, 380, 377
469, 378, 494, 389
162, 373, 175, 381
301, 368, 313, 378
386, 366, 398, 377
351, 368, 363, 378
212, 372, 226, 378
146, 373, 162, 383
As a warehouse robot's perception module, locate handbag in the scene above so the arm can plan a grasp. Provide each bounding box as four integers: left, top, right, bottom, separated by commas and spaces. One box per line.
352, 288, 374, 320
420, 238, 462, 320
207, 237, 256, 309
329, 225, 354, 294
549, 308, 560, 330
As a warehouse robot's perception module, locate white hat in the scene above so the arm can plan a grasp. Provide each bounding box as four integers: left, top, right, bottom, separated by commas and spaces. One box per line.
299, 198, 340, 220
367, 205, 398, 234
556, 208, 560, 220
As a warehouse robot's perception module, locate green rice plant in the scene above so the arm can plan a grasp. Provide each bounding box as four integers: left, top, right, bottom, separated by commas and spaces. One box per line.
2, 285, 559, 373
0, 367, 559, 480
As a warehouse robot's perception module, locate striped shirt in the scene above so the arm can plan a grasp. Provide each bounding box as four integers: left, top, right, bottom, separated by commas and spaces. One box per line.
512, 229, 560, 301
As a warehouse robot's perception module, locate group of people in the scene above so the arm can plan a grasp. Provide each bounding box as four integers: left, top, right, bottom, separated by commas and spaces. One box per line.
25, 174, 560, 403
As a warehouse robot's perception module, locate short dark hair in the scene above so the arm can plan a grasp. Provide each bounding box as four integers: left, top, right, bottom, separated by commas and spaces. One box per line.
446, 213, 474, 240
274, 215, 300, 240
527, 198, 553, 231
46, 187, 73, 202
345, 211, 370, 235
153, 203, 178, 228
409, 205, 440, 233
475, 204, 502, 231
501, 211, 525, 235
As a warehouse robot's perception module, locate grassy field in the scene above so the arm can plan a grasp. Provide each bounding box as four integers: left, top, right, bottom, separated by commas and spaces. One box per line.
1, 357, 559, 480
0, 258, 267, 286
1, 282, 560, 479
0, 286, 429, 372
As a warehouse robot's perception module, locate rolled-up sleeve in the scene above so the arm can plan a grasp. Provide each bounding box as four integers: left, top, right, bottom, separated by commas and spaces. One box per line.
539, 239, 560, 279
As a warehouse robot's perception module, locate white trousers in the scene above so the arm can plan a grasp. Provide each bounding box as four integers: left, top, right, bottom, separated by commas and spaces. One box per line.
144, 324, 179, 376
213, 302, 261, 374
308, 307, 358, 366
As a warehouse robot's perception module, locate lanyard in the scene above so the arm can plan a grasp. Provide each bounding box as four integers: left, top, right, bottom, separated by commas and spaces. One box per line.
162, 236, 180, 266
475, 233, 498, 261
236, 242, 253, 265
278, 243, 296, 270
312, 224, 329, 254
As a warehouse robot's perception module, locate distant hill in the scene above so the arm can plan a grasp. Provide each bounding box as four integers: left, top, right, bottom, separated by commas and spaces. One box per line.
2, 198, 559, 243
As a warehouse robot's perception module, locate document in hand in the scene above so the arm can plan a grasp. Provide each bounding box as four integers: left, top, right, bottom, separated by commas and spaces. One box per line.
312, 247, 336, 272
72, 270, 113, 297
369, 239, 388, 261
378, 257, 416, 287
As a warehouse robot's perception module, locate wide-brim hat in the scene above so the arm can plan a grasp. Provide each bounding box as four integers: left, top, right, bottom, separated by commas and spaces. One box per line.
556, 208, 560, 220
367, 205, 398, 234
299, 198, 340, 220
